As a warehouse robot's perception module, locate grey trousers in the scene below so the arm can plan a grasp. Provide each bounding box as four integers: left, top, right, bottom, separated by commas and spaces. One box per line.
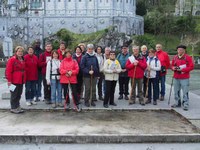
83, 77, 97, 103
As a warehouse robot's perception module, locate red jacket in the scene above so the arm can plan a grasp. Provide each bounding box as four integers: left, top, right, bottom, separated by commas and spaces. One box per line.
126, 54, 147, 79
57, 49, 65, 60
6, 56, 26, 84
24, 54, 38, 81
38, 51, 51, 75
60, 57, 79, 84
155, 50, 170, 76
171, 54, 194, 79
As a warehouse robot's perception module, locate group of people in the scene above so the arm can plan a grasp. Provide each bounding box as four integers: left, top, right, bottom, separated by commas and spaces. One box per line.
5, 40, 194, 114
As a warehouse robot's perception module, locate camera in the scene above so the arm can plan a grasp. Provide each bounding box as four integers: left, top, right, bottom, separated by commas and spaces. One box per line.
175, 66, 180, 70
161, 66, 166, 73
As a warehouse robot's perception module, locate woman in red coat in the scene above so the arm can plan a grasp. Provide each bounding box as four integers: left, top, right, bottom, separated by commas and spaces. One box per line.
60, 49, 80, 110
24, 46, 38, 106
6, 46, 26, 114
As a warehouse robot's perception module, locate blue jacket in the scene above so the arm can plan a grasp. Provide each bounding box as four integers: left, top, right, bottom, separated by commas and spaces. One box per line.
80, 53, 99, 77
117, 52, 130, 77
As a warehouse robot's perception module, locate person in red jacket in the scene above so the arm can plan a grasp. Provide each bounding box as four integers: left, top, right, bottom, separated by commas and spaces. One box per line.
171, 45, 194, 111
155, 44, 170, 101
126, 46, 147, 105
60, 49, 80, 110
6, 46, 26, 114
38, 42, 52, 104
57, 41, 66, 60
24, 46, 38, 106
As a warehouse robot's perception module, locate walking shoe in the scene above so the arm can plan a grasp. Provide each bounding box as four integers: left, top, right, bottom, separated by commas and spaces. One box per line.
124, 95, 129, 100
31, 101, 37, 105
52, 103, 56, 108
17, 107, 24, 113
145, 99, 151, 104
139, 101, 145, 106
103, 104, 109, 108
183, 106, 188, 111
10, 108, 21, 114
26, 101, 32, 106
75, 104, 81, 112
118, 95, 123, 100
45, 100, 52, 104
66, 103, 71, 109
160, 96, 164, 101
57, 103, 64, 107
153, 101, 157, 105
171, 103, 181, 108
99, 96, 104, 101
85, 102, 90, 107
93, 99, 98, 102
110, 103, 117, 106
91, 101, 96, 107
129, 100, 135, 105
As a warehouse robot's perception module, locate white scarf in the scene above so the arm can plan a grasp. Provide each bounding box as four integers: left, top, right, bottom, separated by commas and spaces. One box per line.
76, 53, 82, 57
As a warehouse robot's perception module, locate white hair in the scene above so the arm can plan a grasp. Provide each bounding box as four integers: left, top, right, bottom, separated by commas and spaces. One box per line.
87, 44, 94, 49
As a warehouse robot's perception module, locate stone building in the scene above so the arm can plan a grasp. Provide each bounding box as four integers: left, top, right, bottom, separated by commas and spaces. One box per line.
175, 0, 200, 16
0, 0, 144, 46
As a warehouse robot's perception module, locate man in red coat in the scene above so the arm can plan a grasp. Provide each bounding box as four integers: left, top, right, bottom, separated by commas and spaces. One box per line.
155, 44, 170, 101
126, 46, 147, 105
171, 45, 194, 111
38, 42, 52, 104
57, 41, 66, 60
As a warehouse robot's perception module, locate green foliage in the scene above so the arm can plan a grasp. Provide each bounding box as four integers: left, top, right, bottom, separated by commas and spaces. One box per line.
52, 40, 60, 50
136, 1, 147, 16
133, 34, 155, 49
56, 28, 74, 45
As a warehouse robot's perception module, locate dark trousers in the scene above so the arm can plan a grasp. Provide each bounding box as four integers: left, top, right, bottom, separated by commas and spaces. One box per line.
104, 80, 117, 105
118, 76, 129, 96
143, 76, 147, 97
77, 73, 83, 99
35, 71, 42, 98
148, 78, 159, 101
10, 84, 23, 109
62, 83, 79, 105
42, 75, 51, 101
25, 80, 36, 101
97, 73, 104, 97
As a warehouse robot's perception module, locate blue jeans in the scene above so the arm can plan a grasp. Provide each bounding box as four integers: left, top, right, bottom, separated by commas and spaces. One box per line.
25, 81, 36, 101
174, 78, 189, 107
159, 75, 166, 97
148, 78, 159, 101
35, 71, 42, 98
51, 79, 62, 103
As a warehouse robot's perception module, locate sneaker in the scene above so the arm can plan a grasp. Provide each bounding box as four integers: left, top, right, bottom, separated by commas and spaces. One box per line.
91, 101, 96, 107
52, 103, 56, 108
139, 101, 145, 106
118, 95, 123, 100
57, 103, 64, 107
183, 106, 188, 111
153, 101, 157, 105
110, 103, 117, 106
66, 103, 70, 109
17, 107, 24, 113
26, 101, 32, 106
85, 102, 90, 107
99, 96, 104, 101
45, 100, 52, 104
10, 109, 20, 114
75, 105, 81, 112
103, 104, 109, 108
31, 101, 37, 105
124, 95, 129, 100
171, 103, 181, 108
146, 99, 151, 104
160, 96, 164, 101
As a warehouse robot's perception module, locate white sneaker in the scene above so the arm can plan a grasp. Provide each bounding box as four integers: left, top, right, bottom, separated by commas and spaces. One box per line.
26, 102, 32, 106
31, 101, 37, 105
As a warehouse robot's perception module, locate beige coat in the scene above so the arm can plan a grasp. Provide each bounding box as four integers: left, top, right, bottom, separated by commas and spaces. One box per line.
103, 59, 122, 81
